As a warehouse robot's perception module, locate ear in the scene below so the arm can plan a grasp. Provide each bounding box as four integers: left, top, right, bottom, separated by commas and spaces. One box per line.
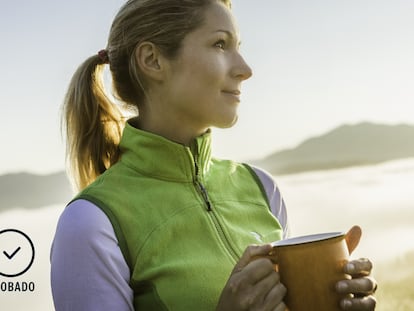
134, 41, 166, 82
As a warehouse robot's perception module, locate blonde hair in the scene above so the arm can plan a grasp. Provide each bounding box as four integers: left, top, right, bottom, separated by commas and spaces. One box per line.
63, 0, 232, 191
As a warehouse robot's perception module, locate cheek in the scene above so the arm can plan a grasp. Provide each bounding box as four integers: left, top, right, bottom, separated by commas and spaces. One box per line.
185, 53, 226, 85
204, 57, 226, 81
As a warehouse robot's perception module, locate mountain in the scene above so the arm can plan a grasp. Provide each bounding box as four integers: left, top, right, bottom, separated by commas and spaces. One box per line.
251, 122, 414, 175
1, 122, 414, 212
0, 171, 73, 212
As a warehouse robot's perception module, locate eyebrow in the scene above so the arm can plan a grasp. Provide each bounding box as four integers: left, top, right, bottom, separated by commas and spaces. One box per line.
213, 30, 242, 45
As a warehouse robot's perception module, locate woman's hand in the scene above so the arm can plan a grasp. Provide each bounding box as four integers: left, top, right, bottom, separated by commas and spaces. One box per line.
336, 258, 377, 310
216, 244, 287, 311
338, 226, 377, 310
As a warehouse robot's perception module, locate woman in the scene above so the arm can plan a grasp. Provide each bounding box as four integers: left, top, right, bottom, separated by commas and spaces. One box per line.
51, 0, 377, 310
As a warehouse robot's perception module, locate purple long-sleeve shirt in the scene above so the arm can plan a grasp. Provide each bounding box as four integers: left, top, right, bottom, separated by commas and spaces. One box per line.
50, 167, 288, 311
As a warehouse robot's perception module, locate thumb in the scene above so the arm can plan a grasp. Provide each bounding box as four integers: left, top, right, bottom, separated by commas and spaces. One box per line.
233, 244, 273, 272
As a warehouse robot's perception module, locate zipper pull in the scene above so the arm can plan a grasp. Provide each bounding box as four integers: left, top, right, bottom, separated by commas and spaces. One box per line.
194, 153, 212, 212
197, 181, 212, 211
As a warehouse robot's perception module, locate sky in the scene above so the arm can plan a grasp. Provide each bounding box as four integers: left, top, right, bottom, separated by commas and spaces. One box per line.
0, 0, 413, 175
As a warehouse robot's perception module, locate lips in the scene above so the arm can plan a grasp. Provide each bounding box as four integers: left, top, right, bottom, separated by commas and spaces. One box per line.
222, 90, 241, 96
222, 90, 241, 103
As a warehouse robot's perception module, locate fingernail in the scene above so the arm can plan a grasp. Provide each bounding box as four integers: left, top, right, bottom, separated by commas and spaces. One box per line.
336, 281, 348, 292
341, 299, 352, 309
346, 263, 356, 274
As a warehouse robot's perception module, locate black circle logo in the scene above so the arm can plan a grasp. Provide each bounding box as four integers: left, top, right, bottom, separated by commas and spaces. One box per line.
0, 229, 35, 278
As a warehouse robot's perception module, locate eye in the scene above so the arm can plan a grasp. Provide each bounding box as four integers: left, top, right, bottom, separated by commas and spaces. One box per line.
214, 39, 226, 50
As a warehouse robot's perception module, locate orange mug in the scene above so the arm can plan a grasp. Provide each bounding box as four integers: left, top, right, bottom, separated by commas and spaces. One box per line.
268, 226, 362, 311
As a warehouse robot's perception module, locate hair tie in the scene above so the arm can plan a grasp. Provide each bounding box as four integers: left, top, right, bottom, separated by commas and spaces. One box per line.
98, 49, 110, 64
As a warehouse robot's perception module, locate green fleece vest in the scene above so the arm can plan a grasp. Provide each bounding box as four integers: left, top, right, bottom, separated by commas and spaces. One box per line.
76, 121, 283, 310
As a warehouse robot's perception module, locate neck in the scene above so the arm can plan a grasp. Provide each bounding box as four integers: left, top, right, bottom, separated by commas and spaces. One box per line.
130, 116, 207, 146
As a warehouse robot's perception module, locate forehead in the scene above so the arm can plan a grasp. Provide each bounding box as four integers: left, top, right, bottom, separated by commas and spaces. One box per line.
197, 2, 240, 38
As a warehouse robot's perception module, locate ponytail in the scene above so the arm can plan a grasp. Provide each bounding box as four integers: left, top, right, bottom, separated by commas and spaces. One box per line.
62, 55, 124, 191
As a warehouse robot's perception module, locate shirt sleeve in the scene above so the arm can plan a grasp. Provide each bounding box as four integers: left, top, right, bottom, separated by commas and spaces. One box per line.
251, 166, 290, 239
50, 199, 134, 311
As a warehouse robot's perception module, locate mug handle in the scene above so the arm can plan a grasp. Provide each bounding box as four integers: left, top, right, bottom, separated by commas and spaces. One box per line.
345, 225, 362, 255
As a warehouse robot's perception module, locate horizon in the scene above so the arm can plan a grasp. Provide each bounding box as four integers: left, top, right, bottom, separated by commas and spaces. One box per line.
1, 120, 413, 176
1, 0, 413, 175
1, 120, 413, 180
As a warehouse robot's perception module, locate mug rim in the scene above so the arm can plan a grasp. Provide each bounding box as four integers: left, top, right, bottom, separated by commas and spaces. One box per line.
271, 231, 345, 247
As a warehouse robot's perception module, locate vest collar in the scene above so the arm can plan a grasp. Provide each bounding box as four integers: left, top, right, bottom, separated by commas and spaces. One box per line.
119, 119, 212, 182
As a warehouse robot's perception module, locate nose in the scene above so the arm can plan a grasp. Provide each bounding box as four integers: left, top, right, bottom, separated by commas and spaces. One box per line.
232, 52, 253, 81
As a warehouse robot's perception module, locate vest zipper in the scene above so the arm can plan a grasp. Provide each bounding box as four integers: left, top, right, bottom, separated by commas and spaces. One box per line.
193, 152, 239, 261
194, 155, 212, 211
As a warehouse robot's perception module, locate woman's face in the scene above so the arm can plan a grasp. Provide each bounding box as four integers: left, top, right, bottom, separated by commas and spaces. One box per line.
163, 1, 252, 134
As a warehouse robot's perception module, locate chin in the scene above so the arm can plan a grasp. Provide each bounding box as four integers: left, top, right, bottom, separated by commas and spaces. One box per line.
215, 115, 238, 129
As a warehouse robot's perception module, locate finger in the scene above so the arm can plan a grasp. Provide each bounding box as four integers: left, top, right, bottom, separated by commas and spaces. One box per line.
242, 258, 276, 285
336, 277, 377, 295
242, 272, 282, 311
263, 282, 287, 310
273, 302, 287, 311
233, 244, 273, 273
340, 295, 376, 311
344, 258, 373, 277
227, 258, 275, 297
251, 270, 281, 302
